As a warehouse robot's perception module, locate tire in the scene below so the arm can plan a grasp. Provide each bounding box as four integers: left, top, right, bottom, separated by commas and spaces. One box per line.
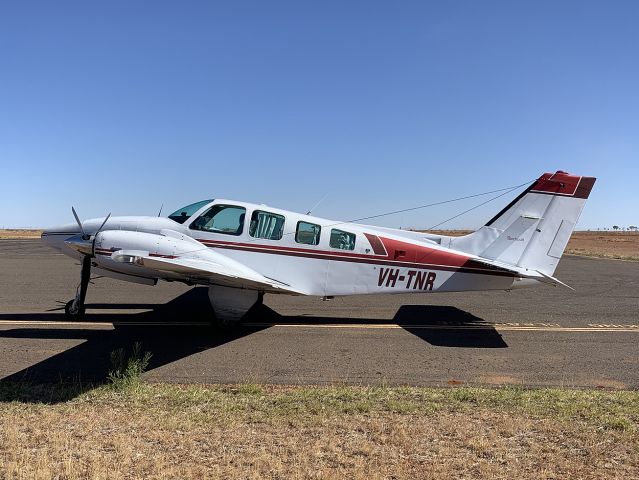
64, 299, 86, 319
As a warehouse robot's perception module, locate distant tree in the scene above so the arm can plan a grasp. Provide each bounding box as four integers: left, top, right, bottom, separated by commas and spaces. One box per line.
629, 226, 638, 232
612, 225, 620, 230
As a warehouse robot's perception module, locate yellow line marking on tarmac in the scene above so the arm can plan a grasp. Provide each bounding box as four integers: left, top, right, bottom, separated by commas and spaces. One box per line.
245, 323, 639, 333
0, 320, 110, 327
0, 320, 210, 327
588, 324, 639, 329
0, 320, 637, 333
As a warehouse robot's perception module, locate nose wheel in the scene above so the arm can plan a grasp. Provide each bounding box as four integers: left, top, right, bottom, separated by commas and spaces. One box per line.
64, 298, 86, 318
64, 255, 92, 319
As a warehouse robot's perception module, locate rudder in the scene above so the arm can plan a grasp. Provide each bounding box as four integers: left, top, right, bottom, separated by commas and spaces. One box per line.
451, 171, 596, 275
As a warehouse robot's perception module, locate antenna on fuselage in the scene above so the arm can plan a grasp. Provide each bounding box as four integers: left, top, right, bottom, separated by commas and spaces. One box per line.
157, 203, 163, 217
306, 192, 329, 216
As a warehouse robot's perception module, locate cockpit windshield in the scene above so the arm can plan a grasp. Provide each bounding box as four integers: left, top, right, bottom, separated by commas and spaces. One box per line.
168, 199, 213, 224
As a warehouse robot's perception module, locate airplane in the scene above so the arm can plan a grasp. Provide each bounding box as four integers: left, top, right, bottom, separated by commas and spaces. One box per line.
41, 170, 595, 327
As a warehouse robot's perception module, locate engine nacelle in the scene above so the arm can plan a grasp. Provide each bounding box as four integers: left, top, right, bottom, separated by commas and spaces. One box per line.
94, 229, 263, 324
92, 229, 202, 280
95, 229, 200, 258
92, 229, 264, 285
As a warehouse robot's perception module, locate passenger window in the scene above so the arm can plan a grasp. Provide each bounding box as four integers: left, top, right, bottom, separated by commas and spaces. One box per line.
249, 210, 285, 240
296, 221, 321, 245
189, 205, 246, 235
330, 229, 356, 250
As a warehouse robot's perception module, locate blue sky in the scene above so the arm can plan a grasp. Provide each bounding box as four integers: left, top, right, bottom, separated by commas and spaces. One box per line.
1, 1, 637, 229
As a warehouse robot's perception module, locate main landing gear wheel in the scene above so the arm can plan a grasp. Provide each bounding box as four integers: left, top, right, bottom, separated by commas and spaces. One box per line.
208, 285, 261, 330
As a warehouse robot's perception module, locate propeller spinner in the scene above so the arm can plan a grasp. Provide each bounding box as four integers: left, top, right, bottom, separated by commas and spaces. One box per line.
65, 207, 111, 256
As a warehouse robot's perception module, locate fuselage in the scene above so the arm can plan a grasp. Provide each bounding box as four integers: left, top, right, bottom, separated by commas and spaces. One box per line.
42, 199, 524, 297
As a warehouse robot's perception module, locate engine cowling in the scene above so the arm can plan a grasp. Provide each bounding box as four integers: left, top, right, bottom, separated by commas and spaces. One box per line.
92, 229, 265, 285
91, 230, 200, 279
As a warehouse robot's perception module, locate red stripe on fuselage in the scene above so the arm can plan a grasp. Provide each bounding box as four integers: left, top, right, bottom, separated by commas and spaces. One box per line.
94, 249, 177, 260
196, 237, 513, 277
148, 253, 179, 259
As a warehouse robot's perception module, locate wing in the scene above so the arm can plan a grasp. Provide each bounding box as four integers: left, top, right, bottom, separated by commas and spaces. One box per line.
112, 250, 306, 295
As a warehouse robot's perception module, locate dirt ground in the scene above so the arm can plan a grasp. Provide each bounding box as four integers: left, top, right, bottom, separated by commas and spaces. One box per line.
427, 230, 639, 261
564, 231, 639, 260
0, 229, 42, 239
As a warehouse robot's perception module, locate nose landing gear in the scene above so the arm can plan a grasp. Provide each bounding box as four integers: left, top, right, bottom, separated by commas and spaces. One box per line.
64, 255, 92, 319
62, 207, 111, 320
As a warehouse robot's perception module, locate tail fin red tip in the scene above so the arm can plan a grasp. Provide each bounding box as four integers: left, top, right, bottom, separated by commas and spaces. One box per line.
532, 171, 596, 199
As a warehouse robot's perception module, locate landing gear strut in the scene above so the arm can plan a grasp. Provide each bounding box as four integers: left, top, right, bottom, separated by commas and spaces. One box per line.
64, 255, 92, 319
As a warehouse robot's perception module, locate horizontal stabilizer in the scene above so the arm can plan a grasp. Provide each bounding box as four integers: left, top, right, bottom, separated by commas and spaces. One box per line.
470, 256, 574, 290
536, 269, 575, 291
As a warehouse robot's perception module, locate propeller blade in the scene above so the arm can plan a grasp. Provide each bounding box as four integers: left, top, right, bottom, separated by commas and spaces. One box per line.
71, 207, 86, 236
96, 213, 112, 234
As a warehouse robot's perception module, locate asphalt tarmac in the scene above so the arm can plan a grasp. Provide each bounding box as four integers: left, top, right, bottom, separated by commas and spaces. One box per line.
0, 239, 638, 394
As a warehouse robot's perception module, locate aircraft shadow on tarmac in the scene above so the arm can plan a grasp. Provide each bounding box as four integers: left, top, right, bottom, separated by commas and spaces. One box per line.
394, 305, 508, 349
0, 288, 266, 403
267, 305, 507, 349
0, 288, 506, 403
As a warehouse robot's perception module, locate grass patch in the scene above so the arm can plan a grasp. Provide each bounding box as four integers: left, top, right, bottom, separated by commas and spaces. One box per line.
1, 383, 638, 478
1, 374, 637, 432
76, 383, 639, 431
107, 342, 152, 390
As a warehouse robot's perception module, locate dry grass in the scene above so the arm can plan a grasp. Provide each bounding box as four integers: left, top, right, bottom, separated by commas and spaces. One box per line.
423, 230, 639, 261
425, 229, 474, 236
0, 383, 637, 479
564, 231, 639, 261
0, 229, 42, 239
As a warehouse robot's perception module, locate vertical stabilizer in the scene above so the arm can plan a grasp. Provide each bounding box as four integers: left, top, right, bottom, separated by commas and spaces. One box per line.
451, 171, 596, 275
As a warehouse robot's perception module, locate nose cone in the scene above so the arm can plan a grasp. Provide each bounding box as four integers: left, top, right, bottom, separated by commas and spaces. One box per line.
64, 233, 94, 255
41, 223, 82, 252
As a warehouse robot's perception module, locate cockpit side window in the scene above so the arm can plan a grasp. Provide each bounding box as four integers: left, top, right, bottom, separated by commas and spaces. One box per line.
189, 205, 246, 235
168, 199, 213, 224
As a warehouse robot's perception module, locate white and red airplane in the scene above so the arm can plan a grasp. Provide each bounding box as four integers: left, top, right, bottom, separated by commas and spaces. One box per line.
42, 171, 595, 326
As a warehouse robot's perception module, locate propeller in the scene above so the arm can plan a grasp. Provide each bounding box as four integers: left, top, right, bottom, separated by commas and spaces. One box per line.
96, 212, 112, 234
66, 207, 112, 256
72, 206, 88, 240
